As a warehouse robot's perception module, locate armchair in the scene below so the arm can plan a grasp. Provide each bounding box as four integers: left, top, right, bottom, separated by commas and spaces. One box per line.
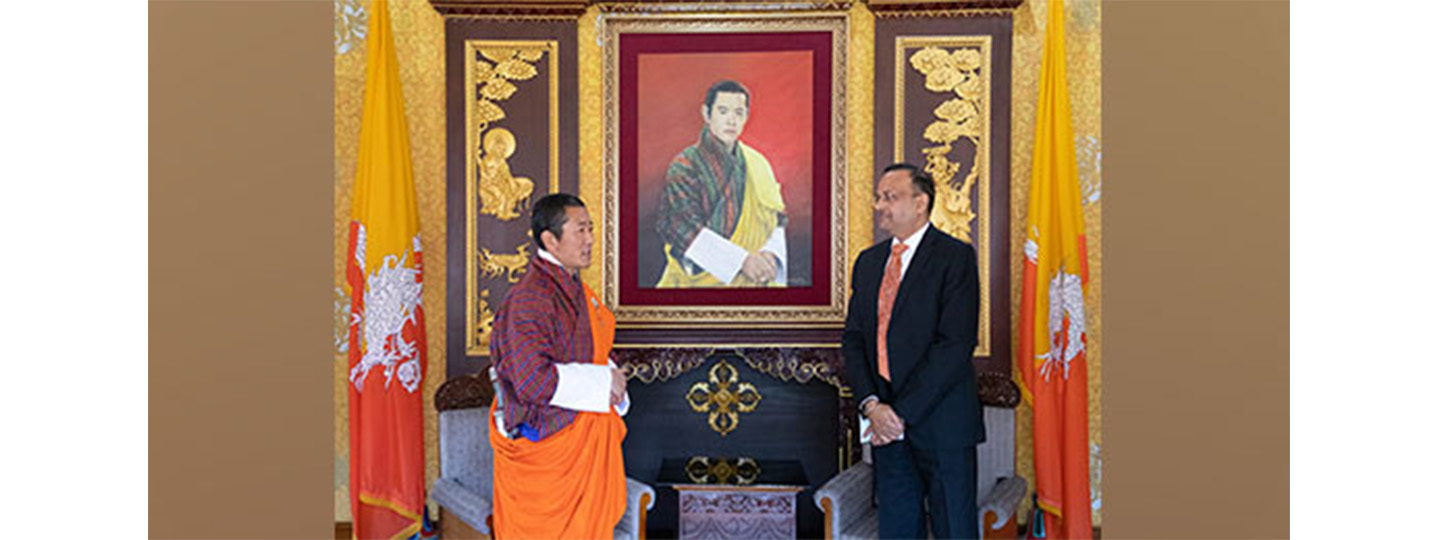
430, 373, 656, 539
814, 373, 1028, 539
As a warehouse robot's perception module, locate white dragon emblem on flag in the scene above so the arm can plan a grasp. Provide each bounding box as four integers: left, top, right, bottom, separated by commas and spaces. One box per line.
1039, 269, 1086, 381
348, 227, 425, 394
1029, 228, 1087, 381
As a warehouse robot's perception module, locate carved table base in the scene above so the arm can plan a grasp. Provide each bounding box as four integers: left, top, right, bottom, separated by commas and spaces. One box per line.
675, 485, 806, 540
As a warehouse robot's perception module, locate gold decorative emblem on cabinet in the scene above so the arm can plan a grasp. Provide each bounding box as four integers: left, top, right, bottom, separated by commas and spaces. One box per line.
685, 456, 761, 485
685, 360, 762, 437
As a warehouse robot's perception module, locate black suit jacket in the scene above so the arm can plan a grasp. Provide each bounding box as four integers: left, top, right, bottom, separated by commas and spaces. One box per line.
842, 225, 985, 449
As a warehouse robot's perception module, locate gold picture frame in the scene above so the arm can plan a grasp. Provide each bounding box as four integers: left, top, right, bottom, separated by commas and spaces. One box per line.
596, 8, 853, 329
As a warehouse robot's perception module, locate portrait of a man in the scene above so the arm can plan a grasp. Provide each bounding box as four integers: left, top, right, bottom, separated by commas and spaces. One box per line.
630, 48, 817, 292
652, 80, 789, 288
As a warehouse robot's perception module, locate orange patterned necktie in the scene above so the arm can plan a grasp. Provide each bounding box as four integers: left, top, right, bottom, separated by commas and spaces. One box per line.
876, 242, 909, 381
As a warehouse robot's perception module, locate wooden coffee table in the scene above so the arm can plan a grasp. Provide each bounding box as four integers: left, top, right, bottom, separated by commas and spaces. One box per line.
657, 458, 810, 540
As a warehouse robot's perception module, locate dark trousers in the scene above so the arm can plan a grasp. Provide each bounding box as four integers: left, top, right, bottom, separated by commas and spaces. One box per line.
874, 442, 979, 540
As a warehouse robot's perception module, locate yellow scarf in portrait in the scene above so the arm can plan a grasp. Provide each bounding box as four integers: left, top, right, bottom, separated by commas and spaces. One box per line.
658, 142, 785, 288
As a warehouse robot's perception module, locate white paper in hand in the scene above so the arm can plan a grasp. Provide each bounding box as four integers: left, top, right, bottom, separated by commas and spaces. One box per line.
858, 414, 903, 444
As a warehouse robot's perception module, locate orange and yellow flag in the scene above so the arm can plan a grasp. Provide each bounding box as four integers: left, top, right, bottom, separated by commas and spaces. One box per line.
1016, 1, 1092, 538
345, 1, 427, 538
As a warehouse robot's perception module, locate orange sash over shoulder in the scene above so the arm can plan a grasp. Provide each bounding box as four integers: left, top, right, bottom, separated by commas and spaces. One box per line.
490, 284, 626, 539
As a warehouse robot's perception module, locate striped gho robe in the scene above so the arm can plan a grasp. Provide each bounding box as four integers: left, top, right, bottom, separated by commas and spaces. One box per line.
489, 253, 595, 439
488, 252, 629, 539
653, 129, 788, 287
656, 129, 749, 270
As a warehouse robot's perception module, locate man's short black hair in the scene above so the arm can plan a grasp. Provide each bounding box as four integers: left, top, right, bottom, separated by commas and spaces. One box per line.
882, 162, 935, 214
704, 80, 751, 112
531, 193, 586, 248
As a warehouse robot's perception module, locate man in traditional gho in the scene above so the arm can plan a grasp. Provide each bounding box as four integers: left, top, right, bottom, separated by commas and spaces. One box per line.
653, 79, 789, 288
488, 193, 630, 539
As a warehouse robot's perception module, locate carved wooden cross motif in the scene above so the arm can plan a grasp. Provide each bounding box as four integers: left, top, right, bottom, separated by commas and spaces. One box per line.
685, 359, 762, 437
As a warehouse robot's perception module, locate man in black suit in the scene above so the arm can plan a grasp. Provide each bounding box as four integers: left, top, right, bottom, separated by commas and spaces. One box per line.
843, 163, 985, 539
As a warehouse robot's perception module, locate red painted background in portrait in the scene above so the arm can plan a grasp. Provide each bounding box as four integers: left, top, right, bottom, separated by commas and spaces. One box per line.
619, 32, 832, 307
633, 50, 814, 289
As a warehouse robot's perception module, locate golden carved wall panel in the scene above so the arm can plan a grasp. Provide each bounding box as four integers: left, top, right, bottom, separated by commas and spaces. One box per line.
464, 39, 560, 357
469, 43, 557, 221
894, 35, 993, 358
476, 127, 537, 221
473, 289, 496, 347
334, 0, 446, 522
904, 43, 986, 244
477, 242, 531, 283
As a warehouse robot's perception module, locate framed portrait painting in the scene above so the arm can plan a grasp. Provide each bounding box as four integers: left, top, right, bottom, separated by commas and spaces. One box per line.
601, 10, 850, 329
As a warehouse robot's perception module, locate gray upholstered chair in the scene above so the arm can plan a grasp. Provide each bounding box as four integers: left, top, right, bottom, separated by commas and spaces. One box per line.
814, 374, 1028, 540
430, 373, 656, 540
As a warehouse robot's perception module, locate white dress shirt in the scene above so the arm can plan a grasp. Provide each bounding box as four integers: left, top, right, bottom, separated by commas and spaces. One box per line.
858, 222, 931, 419
888, 221, 930, 280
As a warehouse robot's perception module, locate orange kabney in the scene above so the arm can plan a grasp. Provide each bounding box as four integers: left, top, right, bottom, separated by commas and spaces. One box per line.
488, 283, 627, 539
